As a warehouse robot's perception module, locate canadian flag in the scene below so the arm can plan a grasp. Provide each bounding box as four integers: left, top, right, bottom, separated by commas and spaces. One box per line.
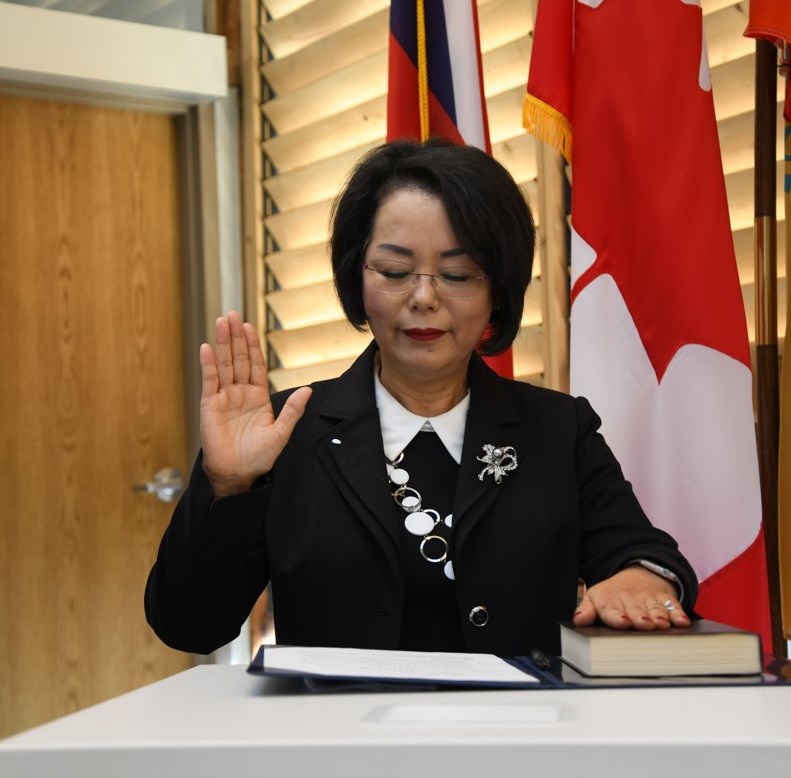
525, 0, 772, 646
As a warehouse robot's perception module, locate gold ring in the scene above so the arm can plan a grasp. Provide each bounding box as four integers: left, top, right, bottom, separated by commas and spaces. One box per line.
645, 600, 665, 609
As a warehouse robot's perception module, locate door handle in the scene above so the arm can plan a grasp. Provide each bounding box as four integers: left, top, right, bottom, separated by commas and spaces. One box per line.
133, 466, 184, 503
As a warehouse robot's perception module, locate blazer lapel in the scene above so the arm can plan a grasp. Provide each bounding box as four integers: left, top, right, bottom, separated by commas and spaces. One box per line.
313, 342, 401, 578
452, 355, 521, 559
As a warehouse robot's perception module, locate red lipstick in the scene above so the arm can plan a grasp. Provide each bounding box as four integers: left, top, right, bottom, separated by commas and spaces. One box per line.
402, 328, 445, 341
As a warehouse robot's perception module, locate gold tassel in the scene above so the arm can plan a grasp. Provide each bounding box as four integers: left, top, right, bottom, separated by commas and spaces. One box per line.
523, 93, 573, 164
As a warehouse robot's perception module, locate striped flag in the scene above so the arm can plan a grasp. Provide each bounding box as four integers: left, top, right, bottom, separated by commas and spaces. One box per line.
525, 0, 772, 647
387, 0, 490, 150
745, 1, 791, 640
387, 0, 513, 378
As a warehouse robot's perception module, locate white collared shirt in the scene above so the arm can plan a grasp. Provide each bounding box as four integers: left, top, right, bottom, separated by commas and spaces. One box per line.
374, 369, 469, 464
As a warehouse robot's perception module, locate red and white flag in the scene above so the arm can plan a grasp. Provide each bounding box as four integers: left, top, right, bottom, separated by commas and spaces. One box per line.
387, 0, 512, 378
525, 0, 771, 646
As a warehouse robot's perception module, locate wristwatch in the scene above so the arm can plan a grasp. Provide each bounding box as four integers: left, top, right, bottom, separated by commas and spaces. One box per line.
626, 558, 685, 602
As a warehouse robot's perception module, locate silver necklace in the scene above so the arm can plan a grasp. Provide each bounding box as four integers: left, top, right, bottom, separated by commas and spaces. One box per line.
387, 452, 455, 580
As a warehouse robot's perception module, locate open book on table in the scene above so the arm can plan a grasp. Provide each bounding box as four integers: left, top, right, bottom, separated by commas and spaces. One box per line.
247, 644, 548, 689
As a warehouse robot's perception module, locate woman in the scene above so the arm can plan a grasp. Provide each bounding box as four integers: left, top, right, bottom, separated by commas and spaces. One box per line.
145, 140, 696, 656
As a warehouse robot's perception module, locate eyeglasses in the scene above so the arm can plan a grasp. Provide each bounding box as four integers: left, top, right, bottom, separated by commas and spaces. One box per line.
363, 262, 488, 300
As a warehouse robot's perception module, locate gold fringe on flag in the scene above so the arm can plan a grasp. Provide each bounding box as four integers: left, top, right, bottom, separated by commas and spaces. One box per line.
416, 0, 430, 142
523, 92, 573, 164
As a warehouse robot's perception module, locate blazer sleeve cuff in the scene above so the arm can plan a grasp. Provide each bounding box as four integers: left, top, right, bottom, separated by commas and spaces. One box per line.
623, 558, 685, 603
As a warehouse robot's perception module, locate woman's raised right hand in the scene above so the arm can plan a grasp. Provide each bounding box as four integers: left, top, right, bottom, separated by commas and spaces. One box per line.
199, 311, 312, 498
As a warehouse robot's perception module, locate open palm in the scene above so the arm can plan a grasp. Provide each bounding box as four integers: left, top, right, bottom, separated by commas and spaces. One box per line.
199, 312, 312, 498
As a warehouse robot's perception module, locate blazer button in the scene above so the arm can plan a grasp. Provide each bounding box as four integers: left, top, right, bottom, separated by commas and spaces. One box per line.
468, 605, 489, 627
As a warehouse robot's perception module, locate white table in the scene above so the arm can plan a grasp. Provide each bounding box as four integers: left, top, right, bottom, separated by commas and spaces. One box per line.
2, 665, 790, 777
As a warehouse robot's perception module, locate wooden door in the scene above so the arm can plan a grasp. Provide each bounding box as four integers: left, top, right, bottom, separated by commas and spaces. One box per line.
0, 95, 192, 738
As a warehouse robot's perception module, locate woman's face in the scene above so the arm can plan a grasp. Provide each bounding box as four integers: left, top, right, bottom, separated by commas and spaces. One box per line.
362, 188, 492, 389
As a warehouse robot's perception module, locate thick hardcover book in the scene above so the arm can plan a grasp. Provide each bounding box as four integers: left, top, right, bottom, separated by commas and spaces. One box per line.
559, 619, 763, 677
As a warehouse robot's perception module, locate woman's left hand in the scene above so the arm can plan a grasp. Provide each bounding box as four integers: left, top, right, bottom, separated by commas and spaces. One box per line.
572, 566, 691, 630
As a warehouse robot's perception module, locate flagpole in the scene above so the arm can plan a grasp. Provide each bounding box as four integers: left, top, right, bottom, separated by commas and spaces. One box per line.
754, 38, 784, 657
535, 143, 570, 392
780, 42, 791, 646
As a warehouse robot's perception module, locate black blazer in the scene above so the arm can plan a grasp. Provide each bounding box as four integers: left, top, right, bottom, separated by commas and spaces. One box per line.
145, 342, 697, 656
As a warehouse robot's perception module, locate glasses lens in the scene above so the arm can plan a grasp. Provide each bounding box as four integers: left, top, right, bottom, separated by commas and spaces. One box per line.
435, 271, 484, 299
365, 264, 484, 299
367, 263, 411, 294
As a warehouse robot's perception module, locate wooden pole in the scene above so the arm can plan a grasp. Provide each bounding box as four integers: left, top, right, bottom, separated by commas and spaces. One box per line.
535, 143, 570, 393
754, 38, 784, 657
779, 43, 791, 647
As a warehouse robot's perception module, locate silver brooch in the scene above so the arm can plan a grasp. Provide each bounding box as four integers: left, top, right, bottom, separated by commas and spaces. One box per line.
477, 444, 518, 484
